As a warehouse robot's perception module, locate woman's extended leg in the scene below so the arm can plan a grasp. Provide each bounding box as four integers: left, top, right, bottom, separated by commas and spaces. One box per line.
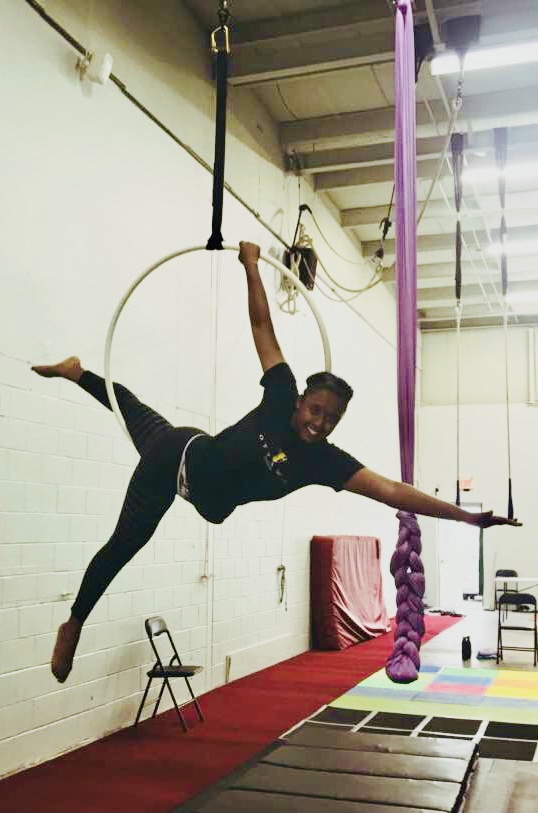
32, 358, 192, 681
32, 356, 172, 455
51, 436, 178, 682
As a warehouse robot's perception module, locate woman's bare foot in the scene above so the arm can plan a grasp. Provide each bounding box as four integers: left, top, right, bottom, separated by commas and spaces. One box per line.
31, 356, 83, 383
51, 617, 82, 683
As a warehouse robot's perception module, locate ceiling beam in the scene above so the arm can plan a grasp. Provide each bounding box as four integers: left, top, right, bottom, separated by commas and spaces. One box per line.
233, 0, 390, 45
233, 0, 538, 46
419, 310, 538, 330
341, 189, 538, 227
418, 290, 499, 310
363, 223, 538, 257
416, 262, 483, 280
230, 25, 394, 86
386, 263, 482, 285
229, 0, 535, 85
342, 200, 464, 227
233, 0, 481, 45
415, 278, 538, 304
298, 137, 443, 174
281, 88, 538, 152
316, 159, 440, 190
409, 281, 503, 303
417, 276, 476, 290
384, 259, 538, 285
321, 158, 538, 191
299, 123, 538, 174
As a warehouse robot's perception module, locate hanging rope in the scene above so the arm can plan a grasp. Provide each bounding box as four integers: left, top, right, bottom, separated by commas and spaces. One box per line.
495, 128, 508, 298
450, 132, 465, 505
206, 2, 231, 250
494, 127, 515, 519
417, 73, 464, 227
385, 0, 425, 686
374, 186, 394, 265
455, 302, 462, 506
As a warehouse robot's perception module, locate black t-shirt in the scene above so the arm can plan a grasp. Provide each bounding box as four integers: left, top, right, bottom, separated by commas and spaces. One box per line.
187, 363, 363, 524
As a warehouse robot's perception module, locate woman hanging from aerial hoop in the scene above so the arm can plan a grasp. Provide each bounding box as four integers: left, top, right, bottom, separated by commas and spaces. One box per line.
32, 241, 521, 683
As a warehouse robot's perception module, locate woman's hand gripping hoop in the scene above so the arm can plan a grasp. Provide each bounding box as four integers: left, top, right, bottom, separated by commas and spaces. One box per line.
104, 245, 332, 441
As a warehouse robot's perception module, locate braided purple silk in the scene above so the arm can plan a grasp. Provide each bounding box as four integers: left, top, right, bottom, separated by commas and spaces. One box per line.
385, 0, 424, 684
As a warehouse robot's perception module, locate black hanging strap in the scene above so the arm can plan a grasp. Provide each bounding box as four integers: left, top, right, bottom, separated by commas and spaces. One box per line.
450, 132, 465, 507
450, 132, 465, 305
494, 126, 515, 519
455, 302, 462, 507
508, 478, 514, 519
206, 8, 231, 251
494, 128, 507, 207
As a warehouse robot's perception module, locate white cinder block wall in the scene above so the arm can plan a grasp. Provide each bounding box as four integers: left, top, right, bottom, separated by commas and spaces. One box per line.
418, 327, 538, 609
0, 0, 403, 775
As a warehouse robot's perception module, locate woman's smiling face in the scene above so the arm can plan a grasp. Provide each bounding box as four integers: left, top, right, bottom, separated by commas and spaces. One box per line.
290, 388, 347, 443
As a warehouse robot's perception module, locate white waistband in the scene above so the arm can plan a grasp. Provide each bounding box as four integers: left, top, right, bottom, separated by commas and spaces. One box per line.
177, 433, 205, 500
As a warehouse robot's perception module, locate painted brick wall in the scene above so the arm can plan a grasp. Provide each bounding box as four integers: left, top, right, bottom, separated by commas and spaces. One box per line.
0, 0, 400, 776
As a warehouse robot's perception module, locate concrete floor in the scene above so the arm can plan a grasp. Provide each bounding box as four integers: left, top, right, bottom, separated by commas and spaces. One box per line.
422, 600, 538, 812
424, 599, 538, 671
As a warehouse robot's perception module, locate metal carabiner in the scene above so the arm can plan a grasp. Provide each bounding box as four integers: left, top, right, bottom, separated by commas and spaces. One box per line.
210, 25, 230, 54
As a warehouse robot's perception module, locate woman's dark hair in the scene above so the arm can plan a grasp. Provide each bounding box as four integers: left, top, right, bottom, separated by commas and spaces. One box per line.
304, 372, 353, 405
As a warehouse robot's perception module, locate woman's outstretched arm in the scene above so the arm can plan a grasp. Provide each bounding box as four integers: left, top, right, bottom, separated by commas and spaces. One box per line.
238, 241, 286, 373
344, 467, 522, 528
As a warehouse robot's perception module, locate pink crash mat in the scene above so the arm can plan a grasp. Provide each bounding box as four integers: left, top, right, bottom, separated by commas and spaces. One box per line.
311, 535, 390, 650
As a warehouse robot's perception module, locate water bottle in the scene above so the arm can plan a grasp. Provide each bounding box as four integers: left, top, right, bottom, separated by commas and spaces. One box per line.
462, 636, 472, 661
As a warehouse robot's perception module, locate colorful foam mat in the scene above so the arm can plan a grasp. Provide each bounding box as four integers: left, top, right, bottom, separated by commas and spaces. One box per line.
315, 664, 538, 761
330, 665, 538, 724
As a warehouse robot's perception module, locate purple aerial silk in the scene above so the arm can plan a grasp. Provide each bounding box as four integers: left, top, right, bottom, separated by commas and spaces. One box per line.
385, 0, 424, 684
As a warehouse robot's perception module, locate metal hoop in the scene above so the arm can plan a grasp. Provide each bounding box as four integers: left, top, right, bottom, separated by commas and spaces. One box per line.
104, 245, 332, 440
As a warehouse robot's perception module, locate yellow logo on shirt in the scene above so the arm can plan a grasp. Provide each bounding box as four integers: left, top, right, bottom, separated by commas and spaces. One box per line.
272, 451, 287, 464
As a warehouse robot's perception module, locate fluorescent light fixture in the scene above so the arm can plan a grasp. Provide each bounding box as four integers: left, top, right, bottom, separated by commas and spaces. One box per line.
506, 290, 538, 304
431, 41, 538, 76
488, 240, 538, 258
462, 164, 538, 184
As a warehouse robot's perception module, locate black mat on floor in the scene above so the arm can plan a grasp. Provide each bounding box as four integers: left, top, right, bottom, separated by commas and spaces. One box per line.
308, 708, 538, 760
176, 726, 477, 813
369, 711, 426, 730
478, 738, 537, 761
484, 721, 538, 741
423, 717, 482, 736
311, 707, 371, 725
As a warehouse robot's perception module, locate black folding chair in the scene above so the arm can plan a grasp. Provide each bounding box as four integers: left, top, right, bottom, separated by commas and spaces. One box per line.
134, 616, 204, 731
495, 569, 518, 616
496, 593, 538, 666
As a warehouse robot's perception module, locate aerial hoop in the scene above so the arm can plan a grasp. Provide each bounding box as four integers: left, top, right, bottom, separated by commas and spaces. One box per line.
104, 244, 332, 441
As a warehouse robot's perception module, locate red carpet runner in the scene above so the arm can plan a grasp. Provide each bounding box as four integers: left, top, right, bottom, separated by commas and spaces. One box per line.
0, 616, 459, 813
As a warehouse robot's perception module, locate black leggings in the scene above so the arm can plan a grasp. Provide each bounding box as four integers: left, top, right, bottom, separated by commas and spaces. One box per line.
71, 372, 201, 623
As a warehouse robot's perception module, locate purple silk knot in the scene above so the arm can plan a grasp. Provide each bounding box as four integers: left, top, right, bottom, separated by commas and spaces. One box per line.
386, 512, 425, 684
